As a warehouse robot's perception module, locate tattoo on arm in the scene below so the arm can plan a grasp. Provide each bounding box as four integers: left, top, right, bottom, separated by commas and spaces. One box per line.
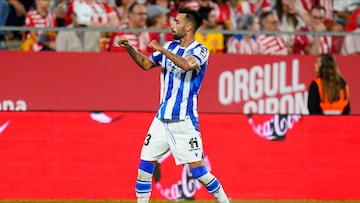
126, 46, 152, 70
162, 49, 194, 71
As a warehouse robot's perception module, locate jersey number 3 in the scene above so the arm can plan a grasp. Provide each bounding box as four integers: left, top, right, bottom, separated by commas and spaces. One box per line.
144, 134, 152, 146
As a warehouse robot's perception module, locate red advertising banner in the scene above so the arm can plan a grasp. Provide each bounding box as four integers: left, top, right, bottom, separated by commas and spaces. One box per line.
0, 112, 359, 200
0, 52, 359, 114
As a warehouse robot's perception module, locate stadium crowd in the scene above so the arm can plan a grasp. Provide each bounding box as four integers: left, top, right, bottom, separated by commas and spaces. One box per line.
0, 0, 359, 55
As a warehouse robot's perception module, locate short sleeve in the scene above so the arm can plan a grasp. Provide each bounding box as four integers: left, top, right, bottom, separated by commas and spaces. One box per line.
188, 45, 209, 66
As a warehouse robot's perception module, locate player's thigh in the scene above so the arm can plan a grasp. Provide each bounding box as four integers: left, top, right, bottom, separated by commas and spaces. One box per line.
168, 118, 203, 165
140, 118, 170, 161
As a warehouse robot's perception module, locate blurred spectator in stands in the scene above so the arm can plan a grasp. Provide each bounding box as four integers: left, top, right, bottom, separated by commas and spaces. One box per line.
296, 0, 333, 20
218, 0, 270, 30
50, 0, 69, 27
274, 0, 305, 49
307, 53, 350, 115
333, 0, 360, 25
341, 15, 360, 56
325, 19, 343, 54
5, 0, 27, 40
19, 0, 36, 11
198, 0, 220, 18
252, 0, 272, 15
345, 7, 360, 32
196, 6, 224, 53
65, 0, 119, 28
317, 0, 333, 20
114, 0, 135, 25
21, 0, 57, 52
33, 31, 55, 51
257, 11, 289, 55
65, 0, 120, 51
293, 5, 331, 55
146, 5, 172, 45
108, 2, 149, 52
148, 0, 177, 22
226, 14, 259, 54
55, 3, 100, 52
236, 0, 257, 15
181, 0, 220, 20
218, 0, 241, 30
0, 0, 9, 49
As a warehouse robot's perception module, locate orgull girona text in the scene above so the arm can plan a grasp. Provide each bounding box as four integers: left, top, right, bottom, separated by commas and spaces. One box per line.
218, 59, 308, 114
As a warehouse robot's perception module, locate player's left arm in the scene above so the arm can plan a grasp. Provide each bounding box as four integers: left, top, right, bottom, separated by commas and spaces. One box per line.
161, 48, 198, 71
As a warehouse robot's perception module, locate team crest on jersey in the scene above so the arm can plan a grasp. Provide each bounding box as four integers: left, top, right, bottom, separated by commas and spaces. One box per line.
166, 59, 179, 70
199, 47, 207, 60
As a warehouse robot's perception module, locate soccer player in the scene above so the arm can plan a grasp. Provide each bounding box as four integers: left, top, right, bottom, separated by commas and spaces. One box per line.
117, 7, 230, 203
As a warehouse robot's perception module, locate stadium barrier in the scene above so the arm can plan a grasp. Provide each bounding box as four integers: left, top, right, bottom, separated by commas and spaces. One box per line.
0, 52, 359, 114
0, 112, 359, 200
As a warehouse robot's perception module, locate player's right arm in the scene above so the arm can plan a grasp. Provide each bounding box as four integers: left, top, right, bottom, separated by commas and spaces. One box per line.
117, 36, 156, 70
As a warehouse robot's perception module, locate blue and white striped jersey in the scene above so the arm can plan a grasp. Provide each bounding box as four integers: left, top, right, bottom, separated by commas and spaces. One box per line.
150, 40, 209, 122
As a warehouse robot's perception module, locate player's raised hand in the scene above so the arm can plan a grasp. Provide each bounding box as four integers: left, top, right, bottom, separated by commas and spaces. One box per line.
148, 40, 162, 52
117, 35, 130, 48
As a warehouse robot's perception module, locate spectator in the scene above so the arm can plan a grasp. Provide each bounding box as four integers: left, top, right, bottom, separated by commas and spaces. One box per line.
333, 0, 360, 25
33, 31, 55, 51
307, 53, 350, 115
236, 0, 257, 16
51, 0, 69, 27
198, 0, 220, 19
108, 2, 149, 52
341, 15, 360, 56
0, 0, 9, 49
148, 0, 177, 22
274, 0, 305, 48
325, 19, 343, 54
293, 5, 331, 55
181, 0, 220, 20
218, 0, 241, 30
21, 0, 57, 52
146, 5, 172, 44
196, 6, 224, 53
257, 11, 289, 55
65, 0, 119, 28
6, 0, 27, 40
226, 14, 260, 54
253, 0, 273, 15
296, 0, 333, 20
345, 7, 360, 32
55, 2, 101, 52
114, 0, 136, 25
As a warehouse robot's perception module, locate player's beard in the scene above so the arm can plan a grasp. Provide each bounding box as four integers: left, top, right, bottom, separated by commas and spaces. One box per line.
173, 32, 185, 40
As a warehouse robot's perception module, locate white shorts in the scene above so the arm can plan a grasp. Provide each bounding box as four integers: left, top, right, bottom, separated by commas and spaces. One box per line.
140, 117, 203, 165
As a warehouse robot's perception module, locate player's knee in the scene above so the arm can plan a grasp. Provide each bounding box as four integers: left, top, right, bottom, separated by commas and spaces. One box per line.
190, 165, 208, 179
138, 160, 155, 175
191, 165, 221, 194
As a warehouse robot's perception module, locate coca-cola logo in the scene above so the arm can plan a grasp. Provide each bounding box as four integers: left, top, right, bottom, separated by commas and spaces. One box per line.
247, 114, 302, 141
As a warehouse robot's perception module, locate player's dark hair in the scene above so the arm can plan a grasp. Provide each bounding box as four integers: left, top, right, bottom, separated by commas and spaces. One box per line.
178, 7, 203, 31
